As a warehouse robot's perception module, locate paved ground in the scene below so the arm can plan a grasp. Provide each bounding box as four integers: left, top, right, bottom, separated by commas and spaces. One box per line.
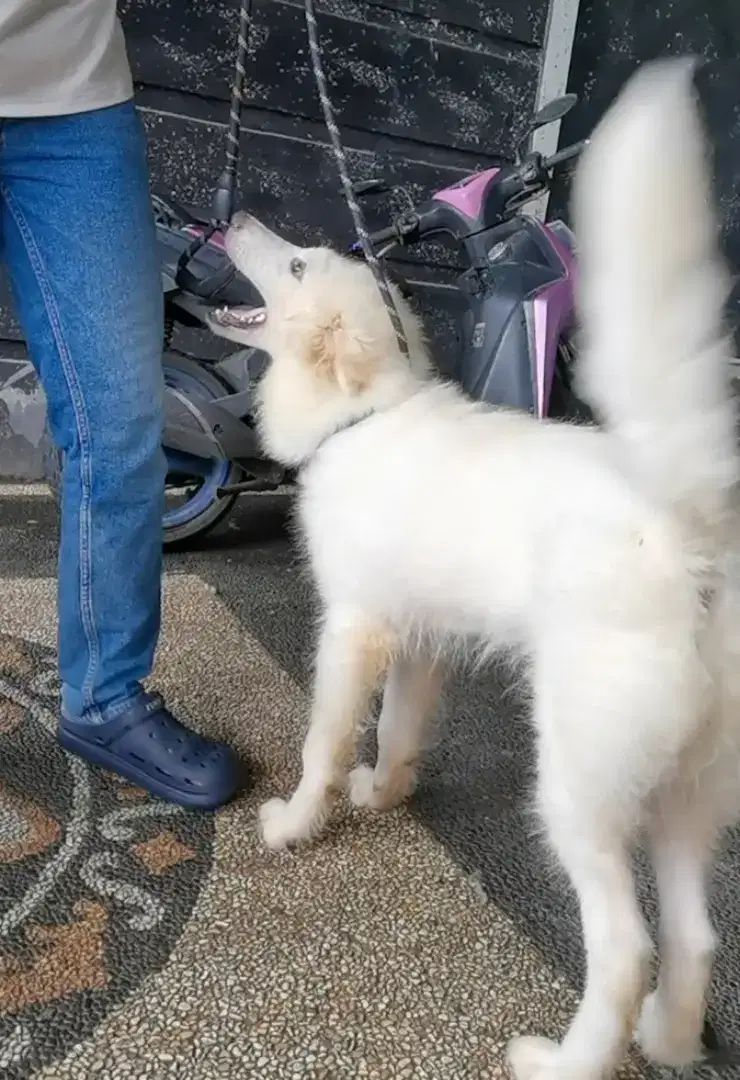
2, 483, 739, 1079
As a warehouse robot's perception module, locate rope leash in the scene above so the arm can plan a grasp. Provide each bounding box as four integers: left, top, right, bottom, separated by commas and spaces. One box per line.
211, 0, 253, 224
209, 0, 408, 356
176, 0, 252, 282
303, 0, 410, 357
225, 5, 250, 175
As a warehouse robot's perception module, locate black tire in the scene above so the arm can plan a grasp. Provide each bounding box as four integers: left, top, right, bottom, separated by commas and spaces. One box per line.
45, 355, 245, 550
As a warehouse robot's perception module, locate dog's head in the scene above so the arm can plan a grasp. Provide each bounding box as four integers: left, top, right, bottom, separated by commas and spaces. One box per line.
208, 213, 430, 465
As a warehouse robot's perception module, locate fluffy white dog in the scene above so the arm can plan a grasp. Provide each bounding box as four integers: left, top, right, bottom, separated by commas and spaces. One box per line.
210, 58, 740, 1080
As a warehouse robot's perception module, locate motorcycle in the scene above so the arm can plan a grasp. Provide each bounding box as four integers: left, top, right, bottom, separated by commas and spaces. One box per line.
46, 95, 587, 547
351, 93, 587, 422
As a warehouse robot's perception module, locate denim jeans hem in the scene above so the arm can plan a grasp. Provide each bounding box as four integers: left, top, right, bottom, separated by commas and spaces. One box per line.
61, 686, 149, 726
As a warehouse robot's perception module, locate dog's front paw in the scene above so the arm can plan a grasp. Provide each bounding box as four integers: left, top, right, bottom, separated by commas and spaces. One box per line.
507, 1036, 560, 1080
636, 992, 703, 1067
259, 797, 306, 850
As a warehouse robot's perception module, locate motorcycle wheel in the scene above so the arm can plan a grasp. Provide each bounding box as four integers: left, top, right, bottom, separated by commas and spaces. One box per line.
45, 354, 245, 550
160, 355, 245, 547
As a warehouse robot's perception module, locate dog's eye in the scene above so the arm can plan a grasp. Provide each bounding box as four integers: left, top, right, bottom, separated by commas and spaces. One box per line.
290, 257, 306, 280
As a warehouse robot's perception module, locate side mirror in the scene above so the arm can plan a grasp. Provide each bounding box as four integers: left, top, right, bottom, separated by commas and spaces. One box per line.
515, 93, 578, 162
531, 93, 578, 130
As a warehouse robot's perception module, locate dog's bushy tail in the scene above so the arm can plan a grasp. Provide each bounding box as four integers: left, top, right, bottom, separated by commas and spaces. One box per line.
573, 58, 738, 561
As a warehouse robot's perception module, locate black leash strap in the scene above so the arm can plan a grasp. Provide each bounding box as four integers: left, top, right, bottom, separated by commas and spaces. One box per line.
303, 0, 410, 358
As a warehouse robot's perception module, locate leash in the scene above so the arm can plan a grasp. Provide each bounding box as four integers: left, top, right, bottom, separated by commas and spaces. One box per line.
175, 0, 252, 286
181, 0, 409, 357
303, 0, 410, 358
212, 0, 253, 224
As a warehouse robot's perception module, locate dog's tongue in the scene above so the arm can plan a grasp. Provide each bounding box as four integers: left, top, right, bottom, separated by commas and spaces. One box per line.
210, 305, 267, 329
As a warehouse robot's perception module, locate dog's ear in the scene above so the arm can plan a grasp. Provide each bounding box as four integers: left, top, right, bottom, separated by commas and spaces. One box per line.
307, 314, 377, 395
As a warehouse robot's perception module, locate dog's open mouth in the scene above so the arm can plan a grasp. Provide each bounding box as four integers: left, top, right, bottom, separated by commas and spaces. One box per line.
209, 305, 267, 330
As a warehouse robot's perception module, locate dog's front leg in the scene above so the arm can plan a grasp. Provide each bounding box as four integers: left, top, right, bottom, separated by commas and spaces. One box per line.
259, 608, 395, 850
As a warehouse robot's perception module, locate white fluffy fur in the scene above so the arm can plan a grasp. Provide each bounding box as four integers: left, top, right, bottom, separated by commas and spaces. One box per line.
212, 59, 740, 1080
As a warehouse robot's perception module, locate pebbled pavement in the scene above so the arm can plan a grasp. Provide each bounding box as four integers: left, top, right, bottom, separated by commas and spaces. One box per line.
2, 483, 733, 1079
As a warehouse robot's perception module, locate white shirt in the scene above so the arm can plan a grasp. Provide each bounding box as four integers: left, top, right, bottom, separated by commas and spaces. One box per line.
0, 0, 132, 118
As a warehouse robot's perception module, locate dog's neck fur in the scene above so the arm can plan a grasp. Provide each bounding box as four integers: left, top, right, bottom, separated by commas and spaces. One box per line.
309, 407, 377, 461
257, 355, 429, 468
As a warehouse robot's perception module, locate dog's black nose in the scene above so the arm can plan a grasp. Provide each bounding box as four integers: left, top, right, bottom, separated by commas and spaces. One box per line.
231, 210, 252, 230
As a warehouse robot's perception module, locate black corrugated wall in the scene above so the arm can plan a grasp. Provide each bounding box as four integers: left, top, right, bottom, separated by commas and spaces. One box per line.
0, 0, 551, 477
550, 0, 740, 339
1, 0, 548, 367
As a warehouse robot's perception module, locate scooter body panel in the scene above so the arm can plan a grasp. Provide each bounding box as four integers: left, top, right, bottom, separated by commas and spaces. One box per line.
429, 198, 577, 417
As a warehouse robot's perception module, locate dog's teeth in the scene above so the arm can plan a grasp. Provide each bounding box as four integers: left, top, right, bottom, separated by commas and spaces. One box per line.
210, 305, 265, 328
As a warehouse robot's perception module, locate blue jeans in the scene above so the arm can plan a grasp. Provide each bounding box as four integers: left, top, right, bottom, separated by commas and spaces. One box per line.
0, 101, 166, 724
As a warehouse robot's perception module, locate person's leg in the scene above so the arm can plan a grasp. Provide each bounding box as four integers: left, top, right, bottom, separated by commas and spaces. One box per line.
0, 103, 241, 807
1, 103, 164, 720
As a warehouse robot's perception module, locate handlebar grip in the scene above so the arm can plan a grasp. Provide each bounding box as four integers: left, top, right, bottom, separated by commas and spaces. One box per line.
545, 139, 588, 169
369, 224, 400, 245
349, 223, 399, 252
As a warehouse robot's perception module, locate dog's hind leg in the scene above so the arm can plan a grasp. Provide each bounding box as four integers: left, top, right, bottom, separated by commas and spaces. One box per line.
636, 778, 721, 1066
509, 669, 652, 1080
349, 655, 443, 811
259, 607, 396, 850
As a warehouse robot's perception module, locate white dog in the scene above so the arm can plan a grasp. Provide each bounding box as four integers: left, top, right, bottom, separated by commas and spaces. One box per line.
210, 58, 740, 1080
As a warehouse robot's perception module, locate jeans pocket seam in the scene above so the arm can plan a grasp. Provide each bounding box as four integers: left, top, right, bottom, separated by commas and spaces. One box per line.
2, 185, 102, 720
